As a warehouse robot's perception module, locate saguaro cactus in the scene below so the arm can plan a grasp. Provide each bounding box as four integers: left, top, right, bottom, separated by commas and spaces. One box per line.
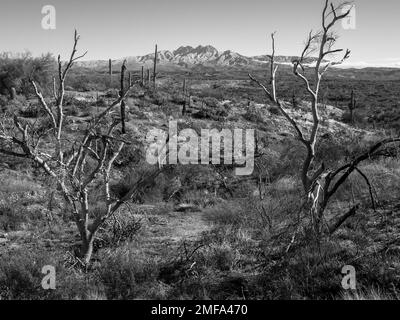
10, 87, 17, 100
348, 89, 357, 123
141, 66, 144, 86
109, 59, 112, 87
153, 44, 158, 90
182, 78, 187, 115
147, 69, 150, 86
128, 71, 132, 87
292, 90, 298, 109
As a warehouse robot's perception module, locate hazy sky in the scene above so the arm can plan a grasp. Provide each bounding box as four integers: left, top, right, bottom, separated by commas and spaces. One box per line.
0, 0, 399, 64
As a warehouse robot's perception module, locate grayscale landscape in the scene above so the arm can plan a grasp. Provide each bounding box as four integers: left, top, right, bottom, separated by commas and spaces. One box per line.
0, 0, 399, 301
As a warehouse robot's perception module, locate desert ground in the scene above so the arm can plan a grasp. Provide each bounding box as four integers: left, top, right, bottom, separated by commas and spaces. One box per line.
0, 60, 399, 300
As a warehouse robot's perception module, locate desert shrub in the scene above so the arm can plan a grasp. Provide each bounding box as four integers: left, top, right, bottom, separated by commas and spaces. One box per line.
0, 247, 105, 300
332, 158, 400, 207
161, 102, 182, 118
203, 97, 219, 108
64, 104, 80, 116
196, 88, 225, 100
192, 107, 228, 121
315, 135, 350, 165
0, 52, 55, 97
114, 142, 144, 168
94, 212, 142, 250
0, 205, 26, 231
0, 94, 7, 103
201, 243, 236, 272
170, 92, 185, 105
147, 90, 171, 106
97, 247, 161, 299
66, 71, 108, 92
203, 201, 246, 228
341, 110, 364, 124
19, 103, 45, 118
150, 202, 174, 215
340, 288, 394, 300
266, 139, 305, 179
243, 108, 264, 123
34, 116, 55, 135
254, 240, 349, 299
0, 99, 25, 115
179, 189, 219, 207
111, 161, 163, 203
0, 175, 39, 195
268, 105, 281, 115
203, 179, 302, 235
0, 248, 62, 300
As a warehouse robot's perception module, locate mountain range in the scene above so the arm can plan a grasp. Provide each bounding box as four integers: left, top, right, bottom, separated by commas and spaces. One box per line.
75, 45, 320, 70
75, 45, 400, 72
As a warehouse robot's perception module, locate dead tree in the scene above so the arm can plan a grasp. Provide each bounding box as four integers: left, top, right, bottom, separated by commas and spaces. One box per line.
251, 32, 279, 104
120, 60, 127, 134
0, 31, 164, 263
248, 1, 399, 237
268, 32, 278, 103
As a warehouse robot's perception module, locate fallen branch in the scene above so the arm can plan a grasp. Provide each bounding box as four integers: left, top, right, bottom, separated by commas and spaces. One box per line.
328, 204, 359, 234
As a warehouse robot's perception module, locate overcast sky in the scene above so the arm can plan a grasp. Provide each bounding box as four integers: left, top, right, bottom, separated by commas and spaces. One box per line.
0, 0, 399, 65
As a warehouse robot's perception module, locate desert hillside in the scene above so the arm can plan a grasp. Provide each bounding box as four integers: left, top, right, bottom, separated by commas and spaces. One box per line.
1, 68, 400, 299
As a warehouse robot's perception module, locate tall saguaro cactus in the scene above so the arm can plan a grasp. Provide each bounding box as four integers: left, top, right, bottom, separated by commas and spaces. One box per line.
153, 44, 158, 90
348, 89, 357, 123
182, 78, 187, 115
109, 59, 112, 87
147, 69, 150, 86
128, 71, 132, 87
141, 66, 144, 86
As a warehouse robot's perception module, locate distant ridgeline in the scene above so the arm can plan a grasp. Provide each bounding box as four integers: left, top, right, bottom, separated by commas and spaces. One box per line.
75, 45, 323, 70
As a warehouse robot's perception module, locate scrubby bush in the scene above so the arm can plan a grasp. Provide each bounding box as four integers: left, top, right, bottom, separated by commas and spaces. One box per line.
147, 90, 171, 106
203, 97, 219, 108
243, 108, 264, 123
0, 52, 55, 97
19, 103, 45, 118
97, 247, 161, 299
0, 205, 26, 231
0, 248, 61, 299
268, 105, 281, 115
